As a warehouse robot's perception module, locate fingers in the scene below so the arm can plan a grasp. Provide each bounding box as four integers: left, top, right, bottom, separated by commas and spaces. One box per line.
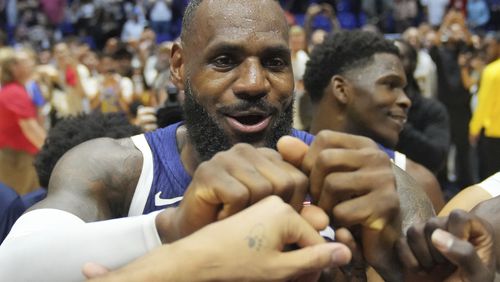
272, 243, 352, 281
82, 262, 110, 279
300, 204, 329, 231
258, 147, 309, 210
406, 223, 437, 270
188, 143, 308, 223
302, 131, 378, 175
330, 185, 399, 228
277, 136, 309, 168
431, 229, 488, 278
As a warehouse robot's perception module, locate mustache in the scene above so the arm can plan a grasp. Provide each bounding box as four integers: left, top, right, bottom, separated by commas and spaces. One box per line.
217, 99, 279, 115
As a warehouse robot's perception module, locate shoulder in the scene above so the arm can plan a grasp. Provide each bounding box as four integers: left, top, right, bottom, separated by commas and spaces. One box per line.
392, 163, 435, 231
0, 84, 25, 97
33, 137, 143, 221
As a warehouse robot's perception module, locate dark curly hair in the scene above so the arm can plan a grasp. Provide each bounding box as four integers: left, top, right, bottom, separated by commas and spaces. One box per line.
34, 112, 142, 188
304, 30, 400, 103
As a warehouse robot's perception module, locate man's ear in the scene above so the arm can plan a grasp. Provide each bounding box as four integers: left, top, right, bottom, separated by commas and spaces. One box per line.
170, 43, 185, 91
329, 75, 351, 105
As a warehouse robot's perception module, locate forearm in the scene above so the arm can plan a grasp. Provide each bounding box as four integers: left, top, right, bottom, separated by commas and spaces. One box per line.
0, 209, 162, 281
19, 118, 46, 149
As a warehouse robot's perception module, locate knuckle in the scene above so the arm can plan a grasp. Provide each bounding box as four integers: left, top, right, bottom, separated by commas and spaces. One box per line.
406, 225, 423, 239
231, 187, 250, 205
231, 143, 254, 154
266, 194, 283, 204
316, 150, 333, 168
257, 147, 282, 160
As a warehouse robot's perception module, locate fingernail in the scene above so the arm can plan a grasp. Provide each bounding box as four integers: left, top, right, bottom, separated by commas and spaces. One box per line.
431, 229, 453, 251
330, 245, 351, 266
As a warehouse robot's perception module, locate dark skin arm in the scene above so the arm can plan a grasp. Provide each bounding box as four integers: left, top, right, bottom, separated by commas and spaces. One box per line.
30, 137, 142, 222
405, 159, 445, 213
393, 163, 436, 232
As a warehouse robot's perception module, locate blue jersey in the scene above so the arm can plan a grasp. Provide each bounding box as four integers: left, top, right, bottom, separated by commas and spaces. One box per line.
128, 122, 397, 216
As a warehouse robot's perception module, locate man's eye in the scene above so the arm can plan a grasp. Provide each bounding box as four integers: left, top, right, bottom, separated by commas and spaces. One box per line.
264, 57, 287, 69
213, 56, 235, 68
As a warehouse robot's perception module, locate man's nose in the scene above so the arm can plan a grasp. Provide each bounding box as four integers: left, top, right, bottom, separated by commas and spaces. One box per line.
397, 89, 412, 110
232, 58, 270, 100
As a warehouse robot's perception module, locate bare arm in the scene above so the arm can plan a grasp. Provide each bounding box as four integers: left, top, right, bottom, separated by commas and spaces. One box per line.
18, 118, 46, 149
439, 185, 492, 216
392, 164, 435, 232
406, 159, 445, 213
0, 138, 150, 281
31, 137, 142, 220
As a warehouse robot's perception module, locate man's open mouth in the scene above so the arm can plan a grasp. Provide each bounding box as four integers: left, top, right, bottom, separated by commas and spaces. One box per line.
225, 113, 271, 134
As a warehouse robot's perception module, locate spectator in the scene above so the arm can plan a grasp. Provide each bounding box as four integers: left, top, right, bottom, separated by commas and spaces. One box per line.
393, 0, 419, 33
289, 25, 312, 131
420, 0, 450, 28
91, 53, 129, 114
50, 42, 87, 120
431, 10, 475, 188
469, 32, 500, 181
148, 0, 173, 37
467, 0, 491, 31
402, 27, 438, 99
0, 48, 46, 195
395, 39, 450, 173
121, 9, 145, 43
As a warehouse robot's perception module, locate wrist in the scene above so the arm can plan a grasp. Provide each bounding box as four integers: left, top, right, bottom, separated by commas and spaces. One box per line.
155, 207, 179, 243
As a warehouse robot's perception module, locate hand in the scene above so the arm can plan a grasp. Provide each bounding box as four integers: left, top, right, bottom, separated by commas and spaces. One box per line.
85, 196, 352, 282
306, 3, 323, 16
397, 210, 496, 282
458, 54, 469, 68
134, 106, 158, 132
157, 143, 309, 243
280, 131, 402, 281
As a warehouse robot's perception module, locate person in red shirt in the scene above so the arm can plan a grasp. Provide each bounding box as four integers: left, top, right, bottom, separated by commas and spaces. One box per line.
0, 48, 46, 195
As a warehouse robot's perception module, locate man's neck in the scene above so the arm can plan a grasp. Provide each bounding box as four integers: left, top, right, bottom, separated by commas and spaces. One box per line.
175, 125, 202, 176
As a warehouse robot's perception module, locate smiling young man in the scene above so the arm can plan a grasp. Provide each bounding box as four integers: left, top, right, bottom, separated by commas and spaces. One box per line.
304, 30, 442, 216
0, 1, 431, 281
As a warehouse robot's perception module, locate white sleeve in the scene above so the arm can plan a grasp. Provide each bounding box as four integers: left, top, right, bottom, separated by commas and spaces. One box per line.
478, 172, 500, 198
0, 209, 162, 282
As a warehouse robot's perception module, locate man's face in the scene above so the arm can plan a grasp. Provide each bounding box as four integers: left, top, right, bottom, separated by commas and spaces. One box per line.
53, 43, 69, 65
344, 53, 411, 148
175, 0, 294, 160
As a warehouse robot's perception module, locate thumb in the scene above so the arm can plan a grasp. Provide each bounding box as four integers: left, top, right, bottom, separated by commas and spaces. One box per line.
82, 262, 110, 279
431, 229, 486, 277
272, 243, 352, 280
277, 136, 309, 168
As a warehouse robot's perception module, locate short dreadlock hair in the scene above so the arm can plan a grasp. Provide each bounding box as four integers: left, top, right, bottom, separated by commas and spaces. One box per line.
304, 30, 400, 103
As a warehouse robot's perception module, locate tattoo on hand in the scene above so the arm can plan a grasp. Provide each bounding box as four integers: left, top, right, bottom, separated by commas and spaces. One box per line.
246, 224, 265, 251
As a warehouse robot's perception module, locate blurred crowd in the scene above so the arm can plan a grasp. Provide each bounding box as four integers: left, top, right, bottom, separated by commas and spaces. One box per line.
0, 0, 499, 200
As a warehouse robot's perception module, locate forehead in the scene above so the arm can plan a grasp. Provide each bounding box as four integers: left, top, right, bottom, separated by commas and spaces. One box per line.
187, 0, 288, 49
347, 53, 404, 82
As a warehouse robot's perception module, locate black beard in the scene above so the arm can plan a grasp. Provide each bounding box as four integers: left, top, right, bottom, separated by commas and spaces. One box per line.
182, 80, 294, 161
